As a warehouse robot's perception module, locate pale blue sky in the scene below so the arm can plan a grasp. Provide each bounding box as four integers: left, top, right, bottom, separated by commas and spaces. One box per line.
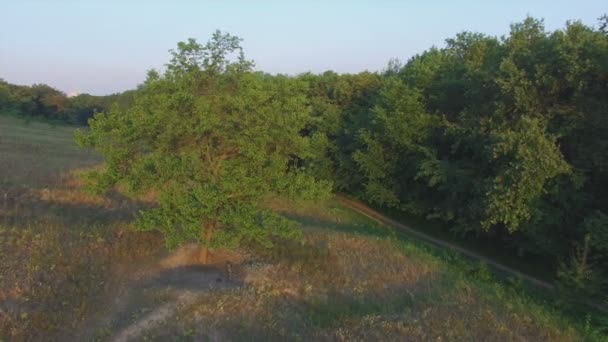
1, 0, 605, 95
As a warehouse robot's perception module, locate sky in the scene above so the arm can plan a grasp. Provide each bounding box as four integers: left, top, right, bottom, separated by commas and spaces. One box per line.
1, 0, 606, 95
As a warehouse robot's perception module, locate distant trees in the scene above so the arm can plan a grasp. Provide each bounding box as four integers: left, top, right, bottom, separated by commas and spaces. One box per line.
0, 79, 136, 125
68, 91, 137, 125
77, 31, 330, 262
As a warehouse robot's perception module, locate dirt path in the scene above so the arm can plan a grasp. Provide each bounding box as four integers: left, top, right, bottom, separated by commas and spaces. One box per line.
78, 246, 240, 342
111, 290, 198, 342
337, 195, 555, 289
339, 195, 608, 313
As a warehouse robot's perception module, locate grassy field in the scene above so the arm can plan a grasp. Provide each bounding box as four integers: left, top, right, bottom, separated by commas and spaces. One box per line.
0, 114, 606, 341
0, 116, 100, 188
0, 115, 163, 340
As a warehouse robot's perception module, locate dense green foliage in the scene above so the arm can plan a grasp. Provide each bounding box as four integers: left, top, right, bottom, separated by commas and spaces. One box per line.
0, 79, 136, 125
76, 31, 331, 256
75, 18, 606, 297
305, 18, 608, 299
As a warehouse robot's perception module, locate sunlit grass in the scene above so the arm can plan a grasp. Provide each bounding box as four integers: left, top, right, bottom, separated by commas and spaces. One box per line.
144, 202, 590, 340
0, 115, 163, 340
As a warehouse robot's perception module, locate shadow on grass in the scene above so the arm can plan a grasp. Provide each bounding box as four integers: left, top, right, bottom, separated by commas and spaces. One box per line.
138, 265, 238, 291
83, 264, 240, 340
282, 211, 395, 240
200, 271, 444, 339
300, 271, 446, 329
0, 188, 149, 230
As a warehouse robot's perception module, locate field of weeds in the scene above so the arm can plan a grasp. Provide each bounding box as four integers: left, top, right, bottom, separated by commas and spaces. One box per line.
0, 115, 604, 341
139, 203, 592, 341
0, 116, 163, 340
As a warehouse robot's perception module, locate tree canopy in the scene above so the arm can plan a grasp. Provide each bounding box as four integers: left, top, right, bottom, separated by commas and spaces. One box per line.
302, 17, 608, 298
76, 31, 330, 261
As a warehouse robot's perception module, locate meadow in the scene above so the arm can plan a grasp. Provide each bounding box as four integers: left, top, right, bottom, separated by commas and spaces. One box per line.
0, 114, 605, 340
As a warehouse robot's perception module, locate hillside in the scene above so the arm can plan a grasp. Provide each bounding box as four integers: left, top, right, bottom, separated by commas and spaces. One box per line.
1, 116, 605, 340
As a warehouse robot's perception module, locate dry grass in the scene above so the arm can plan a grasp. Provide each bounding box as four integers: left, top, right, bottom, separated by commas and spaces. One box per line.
0, 116, 164, 340
0, 223, 161, 339
141, 203, 589, 341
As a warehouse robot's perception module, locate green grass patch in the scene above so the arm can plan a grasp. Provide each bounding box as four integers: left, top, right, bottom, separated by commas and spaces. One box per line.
365, 199, 558, 281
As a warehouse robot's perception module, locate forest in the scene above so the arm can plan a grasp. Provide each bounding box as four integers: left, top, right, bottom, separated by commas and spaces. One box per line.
4, 17, 607, 302
303, 17, 608, 299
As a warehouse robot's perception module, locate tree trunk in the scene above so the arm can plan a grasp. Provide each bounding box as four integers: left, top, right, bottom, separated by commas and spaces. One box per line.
199, 244, 209, 264
199, 225, 214, 264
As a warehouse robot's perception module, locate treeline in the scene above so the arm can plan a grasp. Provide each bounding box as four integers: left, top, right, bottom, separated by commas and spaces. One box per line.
0, 80, 136, 125
300, 17, 608, 298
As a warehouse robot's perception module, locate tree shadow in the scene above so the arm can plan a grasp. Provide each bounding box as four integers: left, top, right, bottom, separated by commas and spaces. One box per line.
81, 263, 241, 340
176, 271, 446, 341
282, 211, 395, 240
1, 188, 150, 229
137, 265, 239, 291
